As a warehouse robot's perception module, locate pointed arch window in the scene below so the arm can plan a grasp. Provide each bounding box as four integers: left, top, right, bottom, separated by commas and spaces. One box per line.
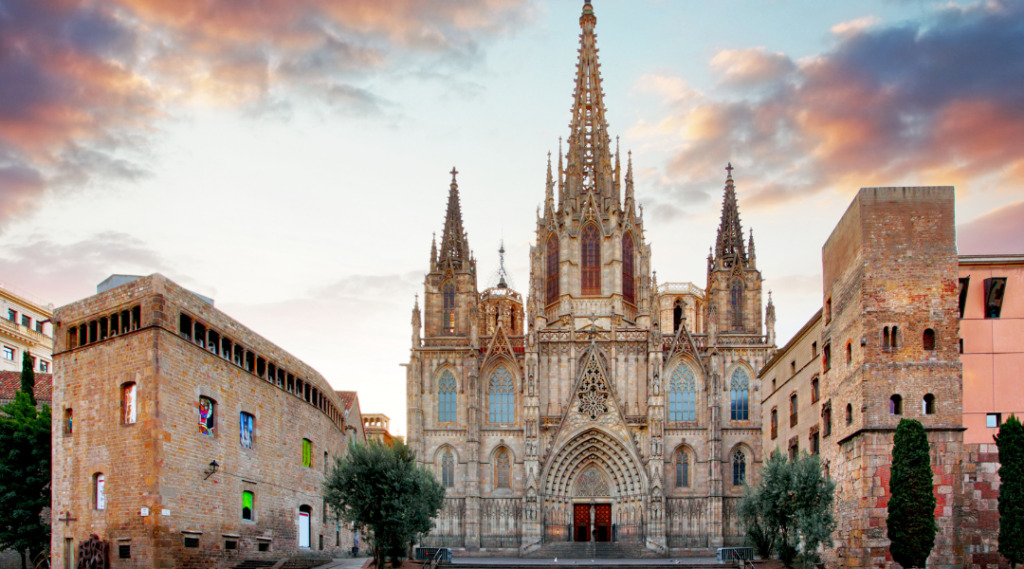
438, 370, 457, 423
730, 368, 749, 421
622, 233, 635, 304
732, 450, 746, 486
441, 450, 454, 488
668, 365, 696, 422
488, 366, 514, 423
495, 448, 511, 489
674, 449, 690, 488
673, 302, 683, 333
546, 233, 559, 304
442, 281, 456, 334
730, 278, 744, 330
581, 224, 601, 296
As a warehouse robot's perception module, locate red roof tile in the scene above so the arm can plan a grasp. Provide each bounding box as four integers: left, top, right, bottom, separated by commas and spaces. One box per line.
0, 371, 53, 404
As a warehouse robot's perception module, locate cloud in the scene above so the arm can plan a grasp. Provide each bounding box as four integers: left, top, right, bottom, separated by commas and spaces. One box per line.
831, 15, 882, 37
0, 232, 170, 305
0, 0, 534, 230
957, 201, 1024, 255
631, 0, 1024, 210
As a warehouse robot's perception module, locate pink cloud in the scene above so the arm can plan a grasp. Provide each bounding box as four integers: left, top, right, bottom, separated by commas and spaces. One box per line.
958, 201, 1024, 255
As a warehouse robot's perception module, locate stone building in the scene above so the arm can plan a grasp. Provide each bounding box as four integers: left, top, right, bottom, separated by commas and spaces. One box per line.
406, 1, 775, 554
51, 274, 365, 569
760, 188, 1022, 569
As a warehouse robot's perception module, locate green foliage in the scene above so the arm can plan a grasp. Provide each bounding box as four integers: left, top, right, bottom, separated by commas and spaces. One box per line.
996, 415, 1024, 568
20, 352, 35, 407
887, 418, 937, 568
323, 439, 444, 568
738, 450, 836, 568
0, 392, 52, 568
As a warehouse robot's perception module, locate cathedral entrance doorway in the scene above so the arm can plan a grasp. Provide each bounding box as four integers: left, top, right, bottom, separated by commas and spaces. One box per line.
572, 503, 612, 542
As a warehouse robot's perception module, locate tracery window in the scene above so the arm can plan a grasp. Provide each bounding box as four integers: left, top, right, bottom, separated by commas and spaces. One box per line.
675, 449, 690, 488
731, 278, 744, 329
438, 370, 457, 423
546, 233, 559, 304
495, 448, 511, 489
441, 450, 454, 488
488, 366, 514, 423
581, 224, 601, 296
732, 450, 746, 486
668, 365, 696, 422
730, 368, 749, 421
622, 232, 635, 304
442, 281, 456, 334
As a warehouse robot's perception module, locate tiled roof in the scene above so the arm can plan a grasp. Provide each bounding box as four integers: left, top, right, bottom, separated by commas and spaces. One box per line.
0, 371, 53, 403
335, 390, 357, 412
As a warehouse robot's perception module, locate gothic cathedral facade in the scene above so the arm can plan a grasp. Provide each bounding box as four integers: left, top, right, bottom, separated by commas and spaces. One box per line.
406, 1, 776, 554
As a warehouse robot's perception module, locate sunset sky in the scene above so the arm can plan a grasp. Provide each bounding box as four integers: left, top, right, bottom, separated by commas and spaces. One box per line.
2, 0, 1023, 435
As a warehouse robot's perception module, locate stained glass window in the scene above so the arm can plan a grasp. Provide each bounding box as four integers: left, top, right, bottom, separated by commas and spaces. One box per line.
730, 368, 749, 421
242, 491, 254, 521
546, 233, 559, 304
438, 370, 457, 423
731, 278, 744, 329
668, 366, 696, 422
122, 382, 137, 425
442, 281, 456, 333
240, 412, 255, 449
675, 450, 689, 488
199, 396, 215, 436
488, 366, 514, 423
622, 232, 635, 304
302, 438, 312, 468
581, 224, 601, 295
733, 451, 746, 486
495, 448, 510, 489
441, 450, 454, 488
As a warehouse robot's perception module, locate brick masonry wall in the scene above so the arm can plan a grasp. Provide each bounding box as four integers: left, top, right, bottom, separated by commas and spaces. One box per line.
960, 443, 1008, 569
52, 275, 354, 569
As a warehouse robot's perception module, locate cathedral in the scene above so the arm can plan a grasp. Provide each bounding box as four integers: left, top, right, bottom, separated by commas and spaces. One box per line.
406, 0, 775, 554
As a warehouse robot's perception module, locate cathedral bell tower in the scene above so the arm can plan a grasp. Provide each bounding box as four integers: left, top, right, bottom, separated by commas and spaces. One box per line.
528, 0, 653, 332
425, 168, 479, 339
706, 164, 763, 338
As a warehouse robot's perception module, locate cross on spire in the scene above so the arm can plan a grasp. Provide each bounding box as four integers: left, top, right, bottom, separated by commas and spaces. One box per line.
725, 162, 734, 179
450, 167, 459, 185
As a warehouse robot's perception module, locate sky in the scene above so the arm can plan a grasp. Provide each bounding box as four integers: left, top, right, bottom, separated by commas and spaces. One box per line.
1, 0, 1023, 436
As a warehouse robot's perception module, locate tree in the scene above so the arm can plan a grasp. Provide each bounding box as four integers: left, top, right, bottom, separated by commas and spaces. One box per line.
20, 352, 35, 407
996, 415, 1024, 568
739, 450, 836, 568
887, 418, 937, 568
0, 377, 51, 569
323, 439, 444, 568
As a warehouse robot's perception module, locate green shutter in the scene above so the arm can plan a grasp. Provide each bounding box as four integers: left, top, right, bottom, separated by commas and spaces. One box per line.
302, 439, 312, 467
243, 491, 253, 510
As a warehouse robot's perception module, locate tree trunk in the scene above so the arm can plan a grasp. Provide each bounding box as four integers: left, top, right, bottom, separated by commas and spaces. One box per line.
19, 548, 27, 569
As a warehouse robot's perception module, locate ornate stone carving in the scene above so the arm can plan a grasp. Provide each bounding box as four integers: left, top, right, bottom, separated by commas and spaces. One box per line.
574, 466, 610, 497
577, 357, 609, 420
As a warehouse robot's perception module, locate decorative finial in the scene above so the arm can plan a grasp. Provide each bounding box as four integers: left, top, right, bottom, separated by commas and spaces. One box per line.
496, 239, 510, 289
725, 162, 734, 179
450, 166, 459, 185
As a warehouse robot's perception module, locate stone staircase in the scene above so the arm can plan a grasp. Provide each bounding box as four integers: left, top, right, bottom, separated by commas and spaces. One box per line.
527, 541, 658, 559
231, 555, 333, 569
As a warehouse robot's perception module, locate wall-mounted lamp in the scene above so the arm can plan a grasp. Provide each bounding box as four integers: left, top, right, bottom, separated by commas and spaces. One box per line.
203, 460, 219, 480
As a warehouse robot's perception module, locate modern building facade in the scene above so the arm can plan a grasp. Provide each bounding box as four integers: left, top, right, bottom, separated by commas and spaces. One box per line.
0, 284, 53, 374
51, 274, 364, 569
406, 1, 775, 554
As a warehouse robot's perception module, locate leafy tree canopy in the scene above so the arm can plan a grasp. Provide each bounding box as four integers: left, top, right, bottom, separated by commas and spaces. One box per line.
887, 418, 937, 569
739, 450, 836, 568
323, 439, 444, 568
996, 415, 1024, 568
0, 388, 52, 569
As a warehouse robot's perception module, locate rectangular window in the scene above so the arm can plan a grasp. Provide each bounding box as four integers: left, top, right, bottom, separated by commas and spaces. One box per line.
240, 412, 255, 449
184, 536, 199, 548
987, 413, 1002, 428
823, 343, 831, 372
118, 544, 131, 559
959, 277, 970, 318
64, 538, 75, 569
122, 383, 137, 425
1, 346, 14, 360
984, 278, 1007, 318
94, 473, 106, 510
199, 396, 215, 436
21, 315, 31, 327
7, 309, 16, 322
258, 541, 270, 552
39, 360, 49, 372
35, 321, 43, 334
242, 491, 254, 521
788, 437, 799, 461
811, 377, 819, 403
225, 540, 237, 550
302, 438, 312, 468
810, 429, 820, 455
64, 408, 73, 436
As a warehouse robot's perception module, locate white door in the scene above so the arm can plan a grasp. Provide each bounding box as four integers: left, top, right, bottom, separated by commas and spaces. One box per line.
298, 512, 310, 548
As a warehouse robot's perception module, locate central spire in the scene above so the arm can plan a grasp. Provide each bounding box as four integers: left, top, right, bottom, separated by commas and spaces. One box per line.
566, 0, 612, 201
439, 167, 470, 271
715, 163, 747, 265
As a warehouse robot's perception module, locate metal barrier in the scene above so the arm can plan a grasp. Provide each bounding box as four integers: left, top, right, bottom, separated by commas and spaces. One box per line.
414, 547, 452, 563
716, 547, 754, 562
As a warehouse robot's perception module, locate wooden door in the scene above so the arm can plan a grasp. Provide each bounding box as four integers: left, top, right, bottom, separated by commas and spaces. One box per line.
573, 504, 590, 542
594, 504, 611, 542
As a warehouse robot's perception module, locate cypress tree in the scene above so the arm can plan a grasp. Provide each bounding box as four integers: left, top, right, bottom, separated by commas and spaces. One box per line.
887, 418, 936, 568
19, 352, 35, 407
996, 415, 1024, 568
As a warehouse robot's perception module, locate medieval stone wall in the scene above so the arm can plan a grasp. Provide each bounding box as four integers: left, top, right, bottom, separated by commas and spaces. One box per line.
52, 275, 355, 569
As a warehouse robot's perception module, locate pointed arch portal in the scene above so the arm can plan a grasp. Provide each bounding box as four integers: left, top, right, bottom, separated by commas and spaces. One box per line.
541, 428, 647, 543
